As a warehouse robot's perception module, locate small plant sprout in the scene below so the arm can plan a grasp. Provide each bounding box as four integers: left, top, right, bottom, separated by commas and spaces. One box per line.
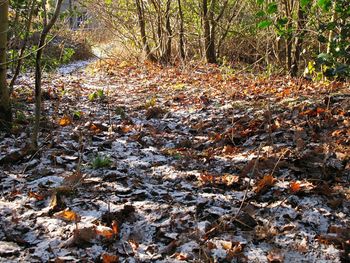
91, 154, 113, 169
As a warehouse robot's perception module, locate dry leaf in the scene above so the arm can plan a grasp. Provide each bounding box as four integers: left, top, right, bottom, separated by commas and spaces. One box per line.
290, 181, 301, 193
221, 240, 232, 250
255, 174, 276, 194
222, 145, 238, 155
267, 249, 284, 263
199, 173, 215, 185
102, 253, 119, 263
73, 226, 96, 244
221, 174, 240, 186
59, 115, 72, 126
96, 227, 114, 239
90, 123, 101, 133
174, 253, 188, 260
128, 239, 139, 251
112, 220, 119, 235
55, 209, 81, 222
28, 191, 45, 201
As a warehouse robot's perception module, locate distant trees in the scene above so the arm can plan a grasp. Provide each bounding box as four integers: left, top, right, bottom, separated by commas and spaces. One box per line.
0, 0, 12, 129
83, 0, 348, 78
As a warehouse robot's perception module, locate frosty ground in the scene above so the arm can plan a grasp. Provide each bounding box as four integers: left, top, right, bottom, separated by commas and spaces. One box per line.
0, 60, 349, 262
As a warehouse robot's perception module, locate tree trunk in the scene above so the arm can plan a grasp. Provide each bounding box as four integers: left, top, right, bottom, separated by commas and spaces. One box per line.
164, 0, 172, 64
177, 0, 185, 60
327, 0, 337, 54
135, 0, 156, 62
283, 0, 293, 74
291, 1, 309, 77
202, 0, 217, 63
0, 0, 12, 130
32, 0, 63, 148
10, 0, 36, 91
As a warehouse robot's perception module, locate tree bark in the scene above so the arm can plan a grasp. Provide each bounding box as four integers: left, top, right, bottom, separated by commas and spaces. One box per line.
9, 0, 36, 91
0, 0, 12, 130
202, 0, 217, 63
291, 1, 309, 77
164, 0, 172, 64
135, 0, 156, 61
177, 0, 185, 60
32, 0, 63, 148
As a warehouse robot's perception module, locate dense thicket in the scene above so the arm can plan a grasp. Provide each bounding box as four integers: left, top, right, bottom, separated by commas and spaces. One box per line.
84, 0, 349, 78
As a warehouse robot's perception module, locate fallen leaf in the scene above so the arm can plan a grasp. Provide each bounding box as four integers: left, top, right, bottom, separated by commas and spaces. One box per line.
255, 174, 276, 194
96, 227, 114, 239
59, 115, 72, 126
290, 181, 301, 193
174, 253, 188, 260
73, 226, 96, 244
267, 250, 284, 263
55, 209, 81, 222
221, 240, 232, 250
102, 253, 119, 263
28, 191, 45, 201
112, 220, 119, 235
221, 174, 240, 187
267, 249, 284, 263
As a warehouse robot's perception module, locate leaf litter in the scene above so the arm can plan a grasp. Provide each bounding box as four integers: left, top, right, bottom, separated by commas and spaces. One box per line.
0, 59, 349, 262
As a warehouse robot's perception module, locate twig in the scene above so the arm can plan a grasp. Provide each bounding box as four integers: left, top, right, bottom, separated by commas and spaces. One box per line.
271, 148, 290, 179
233, 143, 263, 219
21, 134, 51, 174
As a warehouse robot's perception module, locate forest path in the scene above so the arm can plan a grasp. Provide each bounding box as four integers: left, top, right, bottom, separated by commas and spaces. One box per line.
0, 62, 349, 262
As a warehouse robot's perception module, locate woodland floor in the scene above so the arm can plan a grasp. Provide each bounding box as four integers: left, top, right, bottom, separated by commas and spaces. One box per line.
0, 60, 349, 263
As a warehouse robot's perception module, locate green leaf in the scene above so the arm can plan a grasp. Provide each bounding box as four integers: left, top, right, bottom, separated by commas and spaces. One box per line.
276, 17, 288, 27
258, 20, 272, 29
255, 10, 266, 18
257, 0, 264, 5
267, 2, 278, 14
317, 0, 332, 11
317, 53, 333, 64
301, 0, 311, 7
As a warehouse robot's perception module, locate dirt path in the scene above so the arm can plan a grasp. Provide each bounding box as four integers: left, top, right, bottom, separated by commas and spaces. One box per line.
0, 62, 349, 262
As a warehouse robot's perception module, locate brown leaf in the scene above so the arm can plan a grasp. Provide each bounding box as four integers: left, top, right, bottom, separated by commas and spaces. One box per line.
222, 145, 238, 155
73, 226, 96, 244
221, 174, 240, 187
267, 249, 284, 263
174, 253, 188, 260
55, 209, 81, 222
59, 115, 72, 126
199, 173, 215, 185
96, 227, 114, 239
102, 253, 119, 263
112, 220, 119, 235
255, 174, 276, 194
289, 181, 301, 193
28, 191, 45, 201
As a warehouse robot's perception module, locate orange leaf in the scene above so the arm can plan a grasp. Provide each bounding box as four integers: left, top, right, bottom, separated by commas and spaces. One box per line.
55, 209, 81, 222
112, 220, 119, 235
199, 173, 215, 185
290, 181, 301, 193
102, 253, 119, 263
316, 107, 326, 114
300, 109, 316, 116
90, 123, 101, 133
222, 145, 237, 155
255, 174, 276, 193
28, 191, 45, 201
96, 227, 114, 239
10, 189, 21, 197
59, 115, 72, 126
